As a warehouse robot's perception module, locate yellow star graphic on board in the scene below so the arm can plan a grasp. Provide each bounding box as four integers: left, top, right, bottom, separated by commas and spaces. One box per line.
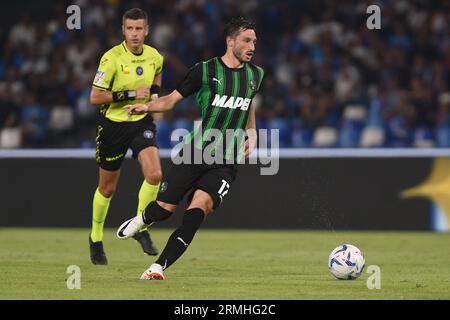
401, 158, 450, 227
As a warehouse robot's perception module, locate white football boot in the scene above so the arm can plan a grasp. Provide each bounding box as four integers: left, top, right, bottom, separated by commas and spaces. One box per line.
140, 263, 165, 280
117, 215, 148, 239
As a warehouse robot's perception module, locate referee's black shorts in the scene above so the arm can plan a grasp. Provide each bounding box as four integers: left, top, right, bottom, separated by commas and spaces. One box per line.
95, 115, 157, 171
157, 163, 237, 210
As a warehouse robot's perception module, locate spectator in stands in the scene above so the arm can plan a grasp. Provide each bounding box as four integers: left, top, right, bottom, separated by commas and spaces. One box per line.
20, 94, 49, 146
0, 0, 449, 148
0, 86, 20, 129
384, 90, 416, 146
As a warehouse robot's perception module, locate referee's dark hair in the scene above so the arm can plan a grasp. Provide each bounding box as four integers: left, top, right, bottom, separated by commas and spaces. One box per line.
224, 17, 256, 39
122, 8, 148, 25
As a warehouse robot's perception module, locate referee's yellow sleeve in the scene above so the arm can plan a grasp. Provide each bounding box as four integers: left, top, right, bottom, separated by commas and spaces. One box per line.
92, 52, 116, 90
155, 52, 164, 75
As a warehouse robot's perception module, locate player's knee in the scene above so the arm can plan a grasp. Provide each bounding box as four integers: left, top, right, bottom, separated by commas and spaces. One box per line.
204, 203, 214, 215
156, 200, 177, 213
98, 185, 116, 198
202, 199, 214, 214
146, 170, 162, 185
189, 194, 213, 214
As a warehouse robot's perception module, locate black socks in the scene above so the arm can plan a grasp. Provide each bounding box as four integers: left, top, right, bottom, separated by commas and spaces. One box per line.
155, 208, 205, 269
142, 201, 172, 224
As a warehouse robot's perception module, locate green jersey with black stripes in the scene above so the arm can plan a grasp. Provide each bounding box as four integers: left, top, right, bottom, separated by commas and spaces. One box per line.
176, 57, 264, 161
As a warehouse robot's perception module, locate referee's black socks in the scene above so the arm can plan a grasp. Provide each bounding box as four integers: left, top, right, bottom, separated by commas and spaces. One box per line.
142, 201, 172, 224
155, 208, 205, 269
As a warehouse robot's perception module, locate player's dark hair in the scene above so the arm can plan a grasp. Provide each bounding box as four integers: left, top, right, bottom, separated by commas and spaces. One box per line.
224, 17, 256, 39
122, 8, 148, 25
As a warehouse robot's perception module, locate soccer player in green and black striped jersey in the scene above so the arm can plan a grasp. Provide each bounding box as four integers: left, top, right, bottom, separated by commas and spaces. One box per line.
116, 18, 264, 280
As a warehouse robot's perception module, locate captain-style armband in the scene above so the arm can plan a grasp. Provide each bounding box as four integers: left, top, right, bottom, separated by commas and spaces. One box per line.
112, 90, 137, 102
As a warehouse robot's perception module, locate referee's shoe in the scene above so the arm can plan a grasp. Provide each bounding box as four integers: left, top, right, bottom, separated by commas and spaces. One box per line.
133, 230, 158, 256
89, 236, 108, 265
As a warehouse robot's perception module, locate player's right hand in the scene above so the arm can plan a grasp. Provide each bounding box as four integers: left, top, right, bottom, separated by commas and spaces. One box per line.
123, 103, 150, 117
136, 86, 150, 99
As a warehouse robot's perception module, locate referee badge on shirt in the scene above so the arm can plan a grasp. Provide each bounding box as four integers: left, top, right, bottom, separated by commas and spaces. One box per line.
143, 130, 154, 139
136, 66, 144, 75
93, 70, 105, 85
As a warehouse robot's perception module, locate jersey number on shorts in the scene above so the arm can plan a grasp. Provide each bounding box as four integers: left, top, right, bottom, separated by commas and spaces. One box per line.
218, 179, 230, 202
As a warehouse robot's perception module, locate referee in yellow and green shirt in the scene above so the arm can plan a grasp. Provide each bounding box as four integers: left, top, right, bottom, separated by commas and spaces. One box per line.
89, 8, 162, 264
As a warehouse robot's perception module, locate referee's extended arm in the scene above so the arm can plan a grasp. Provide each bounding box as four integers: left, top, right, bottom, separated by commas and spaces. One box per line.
90, 86, 151, 106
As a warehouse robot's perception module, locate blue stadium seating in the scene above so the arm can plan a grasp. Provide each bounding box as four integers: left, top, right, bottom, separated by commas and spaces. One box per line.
170, 118, 194, 147
367, 98, 385, 127
414, 127, 436, 147
267, 117, 291, 147
255, 116, 267, 131
155, 120, 173, 148
291, 128, 313, 147
437, 127, 450, 147
173, 118, 194, 132
339, 121, 364, 147
385, 117, 413, 147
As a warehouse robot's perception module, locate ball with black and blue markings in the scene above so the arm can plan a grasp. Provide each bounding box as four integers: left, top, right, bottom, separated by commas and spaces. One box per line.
329, 244, 365, 280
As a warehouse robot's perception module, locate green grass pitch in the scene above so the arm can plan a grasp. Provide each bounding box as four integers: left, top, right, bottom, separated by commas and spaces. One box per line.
0, 228, 449, 300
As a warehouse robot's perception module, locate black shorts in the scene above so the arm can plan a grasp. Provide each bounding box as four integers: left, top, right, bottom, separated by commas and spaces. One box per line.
157, 163, 237, 210
95, 115, 157, 171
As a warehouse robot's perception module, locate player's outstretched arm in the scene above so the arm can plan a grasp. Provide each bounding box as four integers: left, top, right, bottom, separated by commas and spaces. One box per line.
123, 90, 184, 117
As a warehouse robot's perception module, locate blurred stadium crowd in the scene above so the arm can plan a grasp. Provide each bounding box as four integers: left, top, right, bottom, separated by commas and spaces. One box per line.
0, 0, 449, 148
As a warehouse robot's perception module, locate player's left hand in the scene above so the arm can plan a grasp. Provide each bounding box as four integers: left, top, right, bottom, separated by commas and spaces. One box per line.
123, 103, 150, 118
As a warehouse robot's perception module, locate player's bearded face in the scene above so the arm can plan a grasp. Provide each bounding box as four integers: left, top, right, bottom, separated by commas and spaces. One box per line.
122, 19, 148, 49
232, 29, 257, 63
